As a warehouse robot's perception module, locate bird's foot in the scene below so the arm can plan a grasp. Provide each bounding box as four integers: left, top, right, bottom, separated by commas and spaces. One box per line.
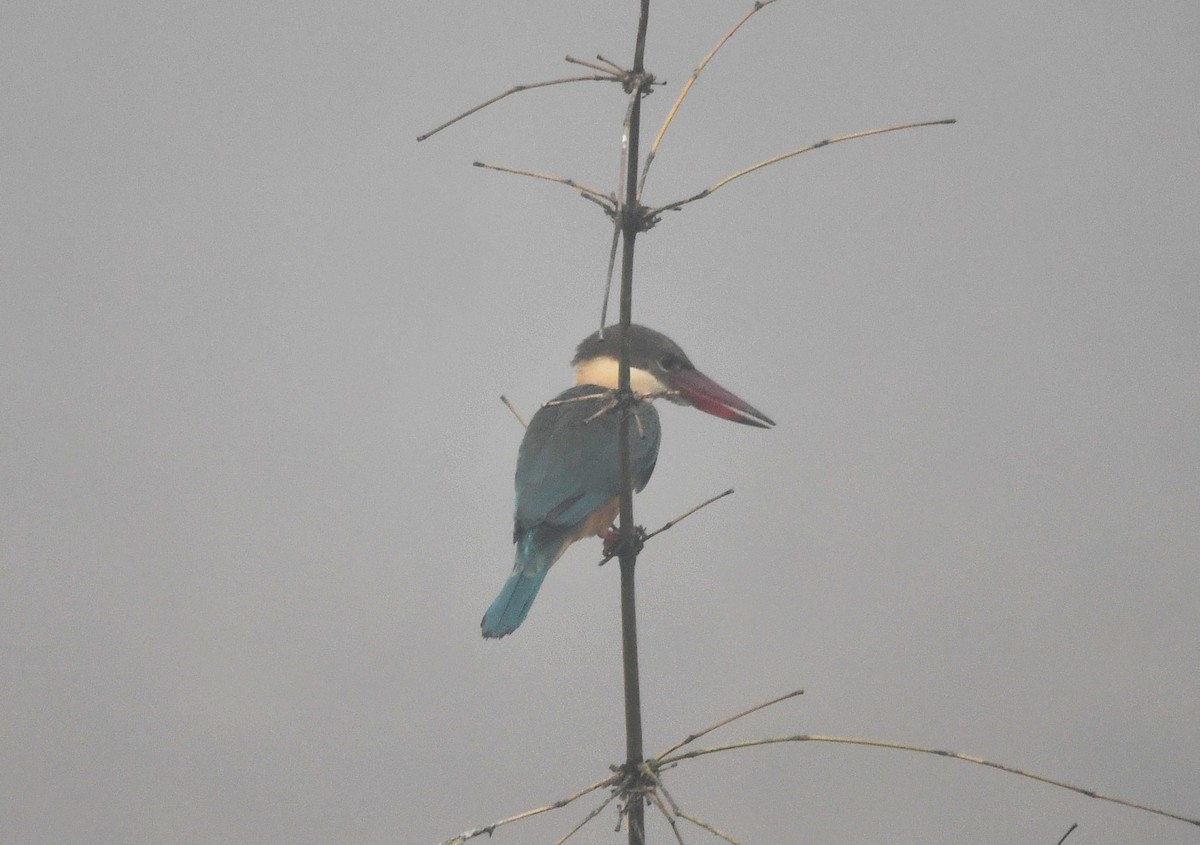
601, 525, 647, 562
602, 526, 621, 558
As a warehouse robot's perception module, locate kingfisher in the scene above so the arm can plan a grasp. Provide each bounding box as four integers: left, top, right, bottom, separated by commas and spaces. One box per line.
481, 323, 774, 638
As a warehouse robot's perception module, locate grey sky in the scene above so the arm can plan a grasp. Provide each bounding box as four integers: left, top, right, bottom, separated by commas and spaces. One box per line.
3, 2, 1198, 843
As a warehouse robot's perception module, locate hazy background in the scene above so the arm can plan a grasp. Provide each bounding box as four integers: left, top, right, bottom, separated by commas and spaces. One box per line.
3, 2, 1198, 843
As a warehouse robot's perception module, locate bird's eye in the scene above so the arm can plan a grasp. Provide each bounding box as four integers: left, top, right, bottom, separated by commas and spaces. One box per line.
659, 354, 681, 372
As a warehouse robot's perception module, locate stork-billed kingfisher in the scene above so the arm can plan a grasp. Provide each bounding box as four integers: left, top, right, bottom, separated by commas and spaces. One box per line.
480, 324, 774, 639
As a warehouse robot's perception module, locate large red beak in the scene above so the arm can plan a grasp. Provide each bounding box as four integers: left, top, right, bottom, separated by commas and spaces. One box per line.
669, 368, 775, 428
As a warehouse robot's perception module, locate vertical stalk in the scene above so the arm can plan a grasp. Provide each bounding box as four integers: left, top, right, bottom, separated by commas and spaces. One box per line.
618, 3, 652, 844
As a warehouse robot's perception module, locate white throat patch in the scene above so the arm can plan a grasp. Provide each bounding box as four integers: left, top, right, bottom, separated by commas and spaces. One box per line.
575, 356, 668, 396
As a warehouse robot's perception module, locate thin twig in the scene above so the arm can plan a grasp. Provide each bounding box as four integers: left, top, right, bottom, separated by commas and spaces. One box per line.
543, 390, 613, 409
647, 118, 957, 216
616, 85, 641, 212
602, 87, 644, 330
600, 217, 622, 330
659, 735, 1200, 828
653, 774, 720, 845
417, 74, 619, 141
552, 793, 618, 845
598, 488, 736, 565
582, 190, 620, 217
437, 774, 618, 845
473, 161, 613, 202
585, 394, 622, 424
654, 776, 683, 816
647, 790, 687, 845
677, 810, 745, 845
643, 488, 736, 544
630, 404, 648, 439
638, 0, 781, 198
1055, 822, 1079, 845
655, 686, 803, 761
565, 55, 624, 76
543, 390, 655, 431
596, 54, 630, 75
500, 395, 528, 429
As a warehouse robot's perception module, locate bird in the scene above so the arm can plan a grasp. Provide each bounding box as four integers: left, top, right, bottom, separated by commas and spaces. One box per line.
481, 323, 774, 638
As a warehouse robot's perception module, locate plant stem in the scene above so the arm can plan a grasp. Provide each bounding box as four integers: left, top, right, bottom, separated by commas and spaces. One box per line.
618, 3, 652, 843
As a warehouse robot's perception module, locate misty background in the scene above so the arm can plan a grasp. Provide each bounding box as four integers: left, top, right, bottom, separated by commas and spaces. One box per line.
3, 2, 1198, 843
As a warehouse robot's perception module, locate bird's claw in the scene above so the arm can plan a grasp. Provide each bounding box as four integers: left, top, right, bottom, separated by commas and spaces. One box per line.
602, 525, 647, 561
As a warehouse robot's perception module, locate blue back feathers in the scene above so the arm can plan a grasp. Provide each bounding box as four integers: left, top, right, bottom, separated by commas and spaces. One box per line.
481, 386, 661, 638
515, 386, 660, 536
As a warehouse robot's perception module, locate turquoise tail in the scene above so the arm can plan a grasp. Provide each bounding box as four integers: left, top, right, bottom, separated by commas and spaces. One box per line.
481, 568, 550, 639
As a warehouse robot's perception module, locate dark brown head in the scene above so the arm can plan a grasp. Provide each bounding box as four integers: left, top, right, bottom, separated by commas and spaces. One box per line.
572, 324, 774, 428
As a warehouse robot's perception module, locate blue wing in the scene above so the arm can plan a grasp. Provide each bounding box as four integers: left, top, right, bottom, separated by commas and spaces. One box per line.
515, 385, 661, 541
482, 386, 661, 638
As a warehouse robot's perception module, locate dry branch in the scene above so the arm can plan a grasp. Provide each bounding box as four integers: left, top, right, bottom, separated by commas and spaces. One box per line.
595, 54, 631, 75
639, 0, 781, 198
648, 118, 957, 216
499, 394, 528, 429
643, 488, 735, 544
565, 55, 626, 75
653, 777, 751, 845
647, 790, 686, 845
417, 74, 619, 141
599, 219, 622, 331
655, 686, 803, 761
552, 793, 618, 845
472, 161, 614, 205
598, 488, 736, 566
432, 684, 1198, 844
437, 774, 618, 845
677, 810, 746, 845
658, 733, 1200, 828
1056, 822, 1079, 845
615, 7, 655, 843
